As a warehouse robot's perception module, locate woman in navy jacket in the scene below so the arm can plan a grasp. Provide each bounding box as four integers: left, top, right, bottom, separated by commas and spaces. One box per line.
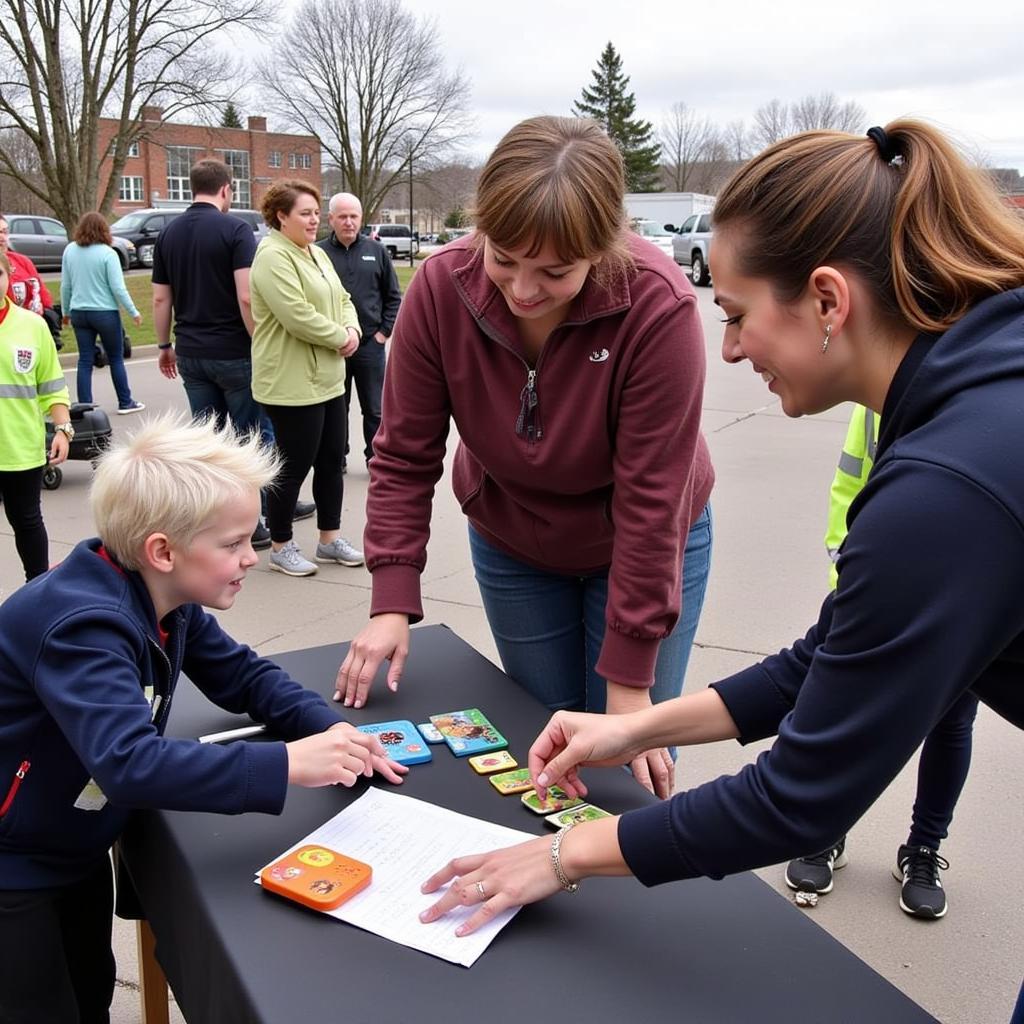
419, 120, 1024, 1014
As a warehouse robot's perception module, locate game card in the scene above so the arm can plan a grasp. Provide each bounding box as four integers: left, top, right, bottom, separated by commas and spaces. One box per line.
416, 722, 444, 744
429, 708, 508, 756
544, 804, 613, 828
520, 787, 584, 815
468, 751, 518, 774
488, 768, 534, 795
260, 845, 372, 910
357, 720, 432, 765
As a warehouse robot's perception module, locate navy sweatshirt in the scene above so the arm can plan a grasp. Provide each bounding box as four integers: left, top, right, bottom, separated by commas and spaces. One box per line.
0, 539, 342, 888
619, 287, 1024, 885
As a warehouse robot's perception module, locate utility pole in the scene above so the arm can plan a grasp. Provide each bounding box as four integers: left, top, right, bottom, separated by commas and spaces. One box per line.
408, 149, 415, 269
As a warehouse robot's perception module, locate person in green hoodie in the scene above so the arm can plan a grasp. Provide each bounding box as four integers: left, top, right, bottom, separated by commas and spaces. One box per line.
250, 179, 365, 578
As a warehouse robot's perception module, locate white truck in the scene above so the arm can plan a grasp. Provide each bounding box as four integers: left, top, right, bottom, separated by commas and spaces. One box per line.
623, 192, 715, 232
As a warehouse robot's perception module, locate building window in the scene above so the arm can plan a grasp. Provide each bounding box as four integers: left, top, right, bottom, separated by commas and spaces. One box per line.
287, 152, 312, 170
221, 149, 251, 208
119, 176, 144, 202
127, 142, 140, 158
166, 145, 203, 201
288, 152, 297, 169
301, 153, 312, 169
268, 150, 281, 168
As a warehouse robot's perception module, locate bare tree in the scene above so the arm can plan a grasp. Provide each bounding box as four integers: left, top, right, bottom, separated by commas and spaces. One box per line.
722, 119, 751, 162
414, 161, 479, 229
0, 127, 47, 213
752, 99, 792, 150
659, 102, 713, 191
790, 92, 865, 133
0, 0, 269, 225
260, 0, 473, 221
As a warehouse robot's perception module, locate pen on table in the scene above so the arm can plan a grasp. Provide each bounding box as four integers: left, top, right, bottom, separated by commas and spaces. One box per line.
198, 724, 267, 744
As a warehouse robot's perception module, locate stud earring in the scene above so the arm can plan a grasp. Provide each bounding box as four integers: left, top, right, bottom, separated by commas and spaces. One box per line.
822, 323, 832, 354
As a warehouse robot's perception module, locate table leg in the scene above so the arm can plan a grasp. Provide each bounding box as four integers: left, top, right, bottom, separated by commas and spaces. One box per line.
135, 919, 170, 1024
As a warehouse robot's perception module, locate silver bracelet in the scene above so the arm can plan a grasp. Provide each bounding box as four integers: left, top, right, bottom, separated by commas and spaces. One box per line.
550, 825, 580, 894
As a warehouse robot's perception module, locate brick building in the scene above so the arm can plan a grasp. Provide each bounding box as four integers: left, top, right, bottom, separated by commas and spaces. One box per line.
98, 107, 321, 215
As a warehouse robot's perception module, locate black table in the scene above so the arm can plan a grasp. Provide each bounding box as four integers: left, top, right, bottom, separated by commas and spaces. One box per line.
119, 624, 935, 1023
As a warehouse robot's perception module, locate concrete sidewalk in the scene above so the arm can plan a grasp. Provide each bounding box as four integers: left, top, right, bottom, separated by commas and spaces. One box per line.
4, 289, 1021, 1023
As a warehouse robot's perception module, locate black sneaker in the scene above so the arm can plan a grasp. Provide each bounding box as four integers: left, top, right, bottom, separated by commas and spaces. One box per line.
893, 845, 948, 919
785, 836, 848, 894
294, 500, 316, 522
251, 521, 272, 551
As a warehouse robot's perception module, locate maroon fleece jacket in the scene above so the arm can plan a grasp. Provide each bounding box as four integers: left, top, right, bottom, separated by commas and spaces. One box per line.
365, 234, 714, 687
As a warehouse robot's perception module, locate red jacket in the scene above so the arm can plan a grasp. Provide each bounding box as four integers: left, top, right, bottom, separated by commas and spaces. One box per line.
366, 235, 714, 687
5, 249, 53, 315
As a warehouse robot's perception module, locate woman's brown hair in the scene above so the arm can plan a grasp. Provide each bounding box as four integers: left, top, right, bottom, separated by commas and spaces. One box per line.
473, 116, 631, 286
73, 212, 112, 247
260, 179, 321, 230
713, 119, 1024, 333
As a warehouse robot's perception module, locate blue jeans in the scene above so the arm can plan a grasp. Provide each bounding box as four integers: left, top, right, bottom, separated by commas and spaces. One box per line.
70, 309, 134, 408
343, 338, 385, 461
469, 503, 713, 713
175, 355, 263, 434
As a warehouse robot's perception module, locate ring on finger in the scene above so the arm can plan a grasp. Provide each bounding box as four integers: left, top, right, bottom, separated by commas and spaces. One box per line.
475, 880, 486, 900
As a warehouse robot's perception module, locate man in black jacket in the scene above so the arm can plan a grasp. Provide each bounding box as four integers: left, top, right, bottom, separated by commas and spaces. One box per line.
317, 193, 402, 470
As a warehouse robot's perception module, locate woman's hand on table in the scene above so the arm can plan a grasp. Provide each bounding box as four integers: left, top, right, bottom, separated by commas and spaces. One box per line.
286, 722, 407, 786
419, 836, 563, 936
334, 613, 409, 708
605, 683, 675, 799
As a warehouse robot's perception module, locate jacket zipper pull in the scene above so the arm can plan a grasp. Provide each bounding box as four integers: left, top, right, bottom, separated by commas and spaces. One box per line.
0, 760, 30, 818
515, 368, 540, 441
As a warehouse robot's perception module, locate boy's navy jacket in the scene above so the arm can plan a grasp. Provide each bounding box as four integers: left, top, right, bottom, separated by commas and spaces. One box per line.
619, 287, 1024, 886
0, 539, 342, 888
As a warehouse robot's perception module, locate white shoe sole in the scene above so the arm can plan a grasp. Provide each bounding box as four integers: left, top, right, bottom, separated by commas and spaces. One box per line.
785, 849, 848, 894
315, 555, 364, 566
268, 560, 317, 577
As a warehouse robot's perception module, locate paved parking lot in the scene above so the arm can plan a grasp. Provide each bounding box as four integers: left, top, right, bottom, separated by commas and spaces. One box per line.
3, 284, 1021, 1023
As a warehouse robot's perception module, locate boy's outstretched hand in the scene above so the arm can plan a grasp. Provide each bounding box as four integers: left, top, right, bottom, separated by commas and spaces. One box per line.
286, 723, 408, 787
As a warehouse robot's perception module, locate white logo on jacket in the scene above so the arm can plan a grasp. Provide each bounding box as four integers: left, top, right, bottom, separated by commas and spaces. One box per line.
14, 347, 36, 374
589, 349, 609, 363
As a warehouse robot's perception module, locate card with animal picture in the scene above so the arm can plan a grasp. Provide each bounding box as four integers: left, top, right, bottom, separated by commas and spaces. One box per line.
260, 845, 372, 911
467, 750, 518, 775
357, 720, 432, 765
544, 804, 613, 828
488, 768, 535, 795
429, 708, 508, 757
520, 787, 585, 815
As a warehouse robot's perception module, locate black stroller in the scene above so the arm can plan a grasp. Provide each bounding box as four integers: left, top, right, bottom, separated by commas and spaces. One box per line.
43, 403, 113, 490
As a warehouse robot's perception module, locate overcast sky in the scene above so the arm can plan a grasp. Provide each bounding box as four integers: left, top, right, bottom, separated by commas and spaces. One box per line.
395, 0, 1024, 173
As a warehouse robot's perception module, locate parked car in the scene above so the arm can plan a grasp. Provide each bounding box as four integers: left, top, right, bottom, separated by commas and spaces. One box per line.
630, 218, 675, 259
5, 212, 136, 271
4, 214, 70, 270
363, 223, 420, 259
230, 208, 270, 241
671, 212, 714, 287
108, 208, 184, 268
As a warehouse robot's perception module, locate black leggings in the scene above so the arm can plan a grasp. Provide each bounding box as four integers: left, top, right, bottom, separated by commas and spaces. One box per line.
0, 858, 116, 1023
0, 466, 49, 582
264, 396, 346, 543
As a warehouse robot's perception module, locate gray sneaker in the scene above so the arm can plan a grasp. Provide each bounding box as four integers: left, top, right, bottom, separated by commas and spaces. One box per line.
315, 537, 364, 566
268, 541, 318, 577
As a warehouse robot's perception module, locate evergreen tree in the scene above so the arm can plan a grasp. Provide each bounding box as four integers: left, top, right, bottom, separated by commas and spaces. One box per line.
221, 102, 244, 129
573, 42, 662, 193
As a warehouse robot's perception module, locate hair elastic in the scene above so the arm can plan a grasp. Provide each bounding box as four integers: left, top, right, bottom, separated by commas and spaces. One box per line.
867, 126, 902, 165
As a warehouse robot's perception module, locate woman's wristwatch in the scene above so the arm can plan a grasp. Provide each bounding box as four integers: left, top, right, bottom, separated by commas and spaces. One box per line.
53, 422, 75, 441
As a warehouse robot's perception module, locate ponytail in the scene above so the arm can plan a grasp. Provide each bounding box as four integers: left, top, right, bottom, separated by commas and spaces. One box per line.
714, 119, 1024, 333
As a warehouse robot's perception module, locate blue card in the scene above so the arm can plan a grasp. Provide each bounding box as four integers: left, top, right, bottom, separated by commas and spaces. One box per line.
428, 709, 508, 757
416, 722, 444, 744
357, 720, 433, 765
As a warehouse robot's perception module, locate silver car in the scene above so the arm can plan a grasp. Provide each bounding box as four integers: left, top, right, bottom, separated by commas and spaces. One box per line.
6, 212, 136, 270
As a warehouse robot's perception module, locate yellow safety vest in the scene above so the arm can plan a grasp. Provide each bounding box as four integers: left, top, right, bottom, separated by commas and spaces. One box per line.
825, 405, 880, 589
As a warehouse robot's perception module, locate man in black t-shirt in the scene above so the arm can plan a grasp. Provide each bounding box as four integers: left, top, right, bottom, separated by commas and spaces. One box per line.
152, 159, 312, 544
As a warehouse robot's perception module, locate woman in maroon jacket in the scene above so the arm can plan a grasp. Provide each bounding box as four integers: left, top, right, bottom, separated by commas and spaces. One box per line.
336, 116, 715, 797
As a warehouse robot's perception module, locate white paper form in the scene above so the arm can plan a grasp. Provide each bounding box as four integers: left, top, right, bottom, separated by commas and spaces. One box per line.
257, 788, 535, 967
